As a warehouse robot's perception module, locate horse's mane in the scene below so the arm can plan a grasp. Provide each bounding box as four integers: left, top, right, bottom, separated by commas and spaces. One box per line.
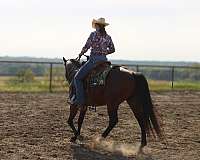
65, 59, 81, 83
70, 59, 82, 68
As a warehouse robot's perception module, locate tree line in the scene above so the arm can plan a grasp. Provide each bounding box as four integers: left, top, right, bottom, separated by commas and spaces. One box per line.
0, 63, 199, 81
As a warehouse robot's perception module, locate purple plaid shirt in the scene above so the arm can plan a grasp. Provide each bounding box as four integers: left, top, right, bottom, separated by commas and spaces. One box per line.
81, 31, 115, 56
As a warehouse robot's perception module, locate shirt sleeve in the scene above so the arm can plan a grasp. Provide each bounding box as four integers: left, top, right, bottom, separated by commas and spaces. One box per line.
80, 32, 93, 54
106, 36, 115, 55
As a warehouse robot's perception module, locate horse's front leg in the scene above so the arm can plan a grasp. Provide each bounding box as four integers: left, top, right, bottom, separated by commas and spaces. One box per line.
77, 106, 87, 140
67, 105, 79, 142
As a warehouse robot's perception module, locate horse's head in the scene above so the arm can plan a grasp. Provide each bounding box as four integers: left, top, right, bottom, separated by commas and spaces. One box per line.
63, 57, 81, 82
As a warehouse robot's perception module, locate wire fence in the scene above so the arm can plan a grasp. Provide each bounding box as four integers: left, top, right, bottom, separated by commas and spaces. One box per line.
0, 60, 199, 92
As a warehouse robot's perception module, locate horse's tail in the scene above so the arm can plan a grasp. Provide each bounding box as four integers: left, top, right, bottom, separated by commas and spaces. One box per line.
134, 73, 163, 139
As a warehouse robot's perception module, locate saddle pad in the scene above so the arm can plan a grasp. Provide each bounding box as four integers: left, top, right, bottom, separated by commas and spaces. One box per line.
88, 65, 111, 87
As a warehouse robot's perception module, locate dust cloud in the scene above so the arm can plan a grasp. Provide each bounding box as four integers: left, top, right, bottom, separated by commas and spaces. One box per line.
90, 136, 141, 156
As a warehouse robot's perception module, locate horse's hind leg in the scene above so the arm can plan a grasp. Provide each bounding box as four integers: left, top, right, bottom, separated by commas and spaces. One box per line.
68, 105, 79, 142
127, 99, 147, 150
102, 105, 119, 138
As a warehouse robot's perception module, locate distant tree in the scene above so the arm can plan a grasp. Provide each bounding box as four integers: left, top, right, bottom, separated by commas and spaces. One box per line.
16, 68, 35, 83
191, 63, 200, 67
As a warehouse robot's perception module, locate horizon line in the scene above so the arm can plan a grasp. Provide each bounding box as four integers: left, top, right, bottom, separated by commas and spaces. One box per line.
0, 55, 200, 63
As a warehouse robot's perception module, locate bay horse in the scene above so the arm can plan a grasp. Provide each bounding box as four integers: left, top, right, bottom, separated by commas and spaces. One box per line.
63, 57, 163, 150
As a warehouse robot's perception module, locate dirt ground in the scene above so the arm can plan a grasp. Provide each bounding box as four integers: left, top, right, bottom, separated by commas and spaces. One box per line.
0, 91, 199, 160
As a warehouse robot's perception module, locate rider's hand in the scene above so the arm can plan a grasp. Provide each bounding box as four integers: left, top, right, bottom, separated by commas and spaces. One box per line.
78, 53, 83, 59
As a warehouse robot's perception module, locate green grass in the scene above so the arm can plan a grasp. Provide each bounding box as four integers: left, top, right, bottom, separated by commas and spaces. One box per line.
0, 76, 199, 92
149, 80, 200, 91
172, 81, 200, 90
0, 76, 68, 92
148, 80, 172, 91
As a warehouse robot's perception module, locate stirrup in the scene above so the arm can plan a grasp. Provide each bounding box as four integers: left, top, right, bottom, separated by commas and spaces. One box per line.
67, 95, 76, 104
67, 99, 84, 107
67, 98, 77, 105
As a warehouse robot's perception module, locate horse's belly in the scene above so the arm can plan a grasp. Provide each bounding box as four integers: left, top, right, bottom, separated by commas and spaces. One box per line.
86, 86, 106, 106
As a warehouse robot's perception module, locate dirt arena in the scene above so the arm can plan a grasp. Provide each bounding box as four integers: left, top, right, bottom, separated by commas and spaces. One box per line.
0, 91, 199, 160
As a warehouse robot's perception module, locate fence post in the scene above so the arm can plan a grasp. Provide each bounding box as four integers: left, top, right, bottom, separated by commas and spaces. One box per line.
49, 63, 53, 92
171, 66, 174, 89
136, 65, 139, 72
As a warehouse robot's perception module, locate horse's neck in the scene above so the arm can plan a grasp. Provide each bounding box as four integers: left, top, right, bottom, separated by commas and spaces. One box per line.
68, 65, 80, 83
68, 71, 77, 83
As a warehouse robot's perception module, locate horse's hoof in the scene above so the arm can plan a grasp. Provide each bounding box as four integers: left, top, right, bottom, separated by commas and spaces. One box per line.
70, 136, 77, 142
77, 135, 84, 141
101, 133, 107, 139
137, 146, 145, 155
96, 136, 104, 143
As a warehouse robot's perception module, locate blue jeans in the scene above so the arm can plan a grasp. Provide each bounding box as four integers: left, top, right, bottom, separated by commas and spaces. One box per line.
74, 55, 107, 105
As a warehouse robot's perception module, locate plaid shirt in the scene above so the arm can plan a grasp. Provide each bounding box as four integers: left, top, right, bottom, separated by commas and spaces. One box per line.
81, 31, 115, 56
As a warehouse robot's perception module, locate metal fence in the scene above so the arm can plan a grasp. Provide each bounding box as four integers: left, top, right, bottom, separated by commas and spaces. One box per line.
0, 60, 63, 92
126, 64, 200, 89
0, 60, 199, 92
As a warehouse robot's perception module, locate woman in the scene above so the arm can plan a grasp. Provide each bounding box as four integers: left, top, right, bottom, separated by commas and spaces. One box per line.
71, 17, 115, 106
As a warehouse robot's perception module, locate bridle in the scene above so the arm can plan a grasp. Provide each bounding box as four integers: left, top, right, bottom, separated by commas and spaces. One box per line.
63, 55, 88, 82
64, 59, 81, 83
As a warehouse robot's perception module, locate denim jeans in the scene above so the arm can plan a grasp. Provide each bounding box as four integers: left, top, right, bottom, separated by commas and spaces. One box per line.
74, 55, 107, 105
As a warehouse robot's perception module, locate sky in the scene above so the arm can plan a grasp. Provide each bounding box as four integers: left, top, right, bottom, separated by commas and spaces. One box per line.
0, 0, 200, 62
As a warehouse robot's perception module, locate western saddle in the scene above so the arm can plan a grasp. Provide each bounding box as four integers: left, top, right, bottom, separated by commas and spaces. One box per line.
69, 61, 112, 104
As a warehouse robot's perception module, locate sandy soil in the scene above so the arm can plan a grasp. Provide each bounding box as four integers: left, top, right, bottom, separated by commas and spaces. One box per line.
0, 91, 199, 160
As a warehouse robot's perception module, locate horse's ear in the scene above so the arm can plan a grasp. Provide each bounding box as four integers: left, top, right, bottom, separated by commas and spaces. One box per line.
63, 57, 67, 62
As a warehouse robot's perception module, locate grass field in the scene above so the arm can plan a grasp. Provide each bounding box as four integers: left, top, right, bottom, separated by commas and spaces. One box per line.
148, 80, 200, 91
0, 76, 68, 92
0, 76, 199, 92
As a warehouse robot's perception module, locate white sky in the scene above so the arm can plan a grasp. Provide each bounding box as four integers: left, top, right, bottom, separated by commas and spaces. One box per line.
0, 0, 200, 61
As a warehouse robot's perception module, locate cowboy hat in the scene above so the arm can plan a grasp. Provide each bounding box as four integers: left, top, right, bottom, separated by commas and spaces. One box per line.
92, 18, 109, 29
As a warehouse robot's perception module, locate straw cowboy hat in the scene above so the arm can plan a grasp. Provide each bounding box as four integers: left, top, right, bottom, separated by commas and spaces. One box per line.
92, 18, 109, 28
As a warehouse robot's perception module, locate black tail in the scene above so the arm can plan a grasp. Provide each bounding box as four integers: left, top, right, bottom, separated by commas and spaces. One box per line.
134, 73, 163, 139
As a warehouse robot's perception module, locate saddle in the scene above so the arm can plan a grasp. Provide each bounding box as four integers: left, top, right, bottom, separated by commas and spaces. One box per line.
85, 61, 111, 87
69, 61, 112, 102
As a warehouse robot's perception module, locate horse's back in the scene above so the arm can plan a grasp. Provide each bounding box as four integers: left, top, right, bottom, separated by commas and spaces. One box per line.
103, 66, 136, 104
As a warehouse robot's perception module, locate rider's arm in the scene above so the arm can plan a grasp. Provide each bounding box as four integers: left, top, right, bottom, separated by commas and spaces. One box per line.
106, 36, 115, 55
80, 32, 93, 55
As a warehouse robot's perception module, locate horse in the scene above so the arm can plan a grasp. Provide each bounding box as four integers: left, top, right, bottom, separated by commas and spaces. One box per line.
63, 57, 163, 150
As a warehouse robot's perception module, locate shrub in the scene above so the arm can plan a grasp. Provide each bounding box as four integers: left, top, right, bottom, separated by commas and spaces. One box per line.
9, 68, 35, 84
